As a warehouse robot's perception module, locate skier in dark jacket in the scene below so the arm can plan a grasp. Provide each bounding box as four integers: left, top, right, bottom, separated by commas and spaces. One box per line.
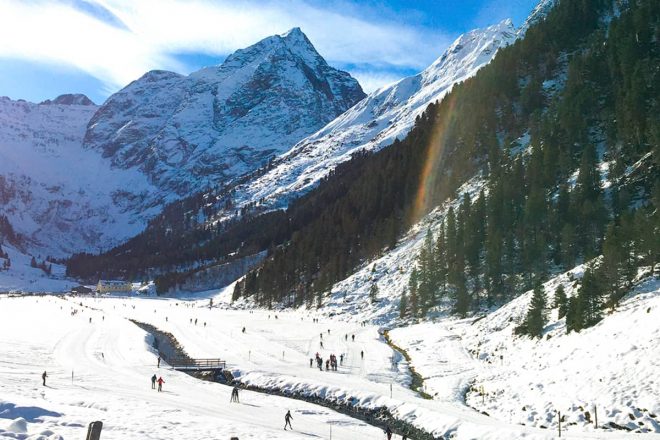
151, 374, 157, 389
284, 410, 293, 430
385, 426, 393, 440
42, 371, 47, 386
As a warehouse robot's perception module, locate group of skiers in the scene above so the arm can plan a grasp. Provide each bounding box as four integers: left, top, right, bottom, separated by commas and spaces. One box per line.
311, 352, 343, 371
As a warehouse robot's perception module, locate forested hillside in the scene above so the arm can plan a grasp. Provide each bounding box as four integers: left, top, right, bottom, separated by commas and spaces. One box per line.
234, 0, 658, 308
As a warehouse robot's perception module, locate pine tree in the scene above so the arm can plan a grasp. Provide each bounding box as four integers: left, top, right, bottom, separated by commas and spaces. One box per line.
399, 289, 409, 319
554, 284, 568, 319
565, 295, 582, 333
522, 283, 547, 338
578, 268, 603, 328
369, 282, 379, 304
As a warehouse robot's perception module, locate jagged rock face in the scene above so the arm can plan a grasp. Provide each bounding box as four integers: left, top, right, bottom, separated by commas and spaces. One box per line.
0, 96, 154, 257
231, 20, 517, 210
84, 28, 365, 196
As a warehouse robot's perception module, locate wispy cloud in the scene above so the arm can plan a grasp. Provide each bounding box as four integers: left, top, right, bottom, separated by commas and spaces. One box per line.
0, 0, 451, 95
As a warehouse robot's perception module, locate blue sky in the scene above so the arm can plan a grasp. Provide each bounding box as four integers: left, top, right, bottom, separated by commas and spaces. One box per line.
0, 0, 539, 104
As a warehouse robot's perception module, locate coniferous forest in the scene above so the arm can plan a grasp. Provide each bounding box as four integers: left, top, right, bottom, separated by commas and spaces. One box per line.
235, 0, 658, 314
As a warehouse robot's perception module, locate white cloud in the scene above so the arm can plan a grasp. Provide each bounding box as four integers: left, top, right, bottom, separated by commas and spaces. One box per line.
0, 0, 450, 93
350, 70, 406, 93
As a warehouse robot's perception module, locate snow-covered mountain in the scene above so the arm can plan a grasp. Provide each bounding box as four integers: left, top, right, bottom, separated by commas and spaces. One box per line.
230, 19, 516, 211
84, 27, 365, 197
0, 95, 157, 258
0, 28, 364, 259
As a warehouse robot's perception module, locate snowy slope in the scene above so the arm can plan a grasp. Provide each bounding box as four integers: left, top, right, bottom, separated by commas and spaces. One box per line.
84, 27, 365, 197
389, 273, 660, 436
0, 243, 75, 293
228, 20, 516, 211
0, 96, 158, 258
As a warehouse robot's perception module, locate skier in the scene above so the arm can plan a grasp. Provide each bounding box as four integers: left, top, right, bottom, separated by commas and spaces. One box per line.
320, 332, 323, 340
284, 410, 293, 430
385, 426, 393, 440
42, 371, 47, 386
345, 334, 348, 341
157, 355, 161, 368
242, 327, 246, 333
320, 341, 324, 349
157, 376, 165, 392
352, 334, 355, 342
340, 353, 344, 364
325, 359, 330, 371
309, 358, 313, 368
361, 350, 364, 359
151, 374, 157, 389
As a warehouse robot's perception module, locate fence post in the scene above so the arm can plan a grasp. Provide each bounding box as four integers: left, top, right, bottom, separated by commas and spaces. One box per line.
86, 421, 103, 440
594, 405, 597, 428
558, 411, 561, 438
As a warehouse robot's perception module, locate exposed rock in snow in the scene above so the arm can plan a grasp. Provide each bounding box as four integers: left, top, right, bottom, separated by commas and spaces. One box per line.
84, 27, 365, 197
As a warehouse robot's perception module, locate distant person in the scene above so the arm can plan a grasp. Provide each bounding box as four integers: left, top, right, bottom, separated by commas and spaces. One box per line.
242, 327, 246, 333
284, 410, 293, 430
385, 426, 393, 440
157, 355, 161, 368
352, 334, 355, 342
151, 374, 157, 389
42, 371, 47, 386
230, 386, 240, 403
157, 376, 165, 392
360, 350, 364, 359
309, 358, 313, 368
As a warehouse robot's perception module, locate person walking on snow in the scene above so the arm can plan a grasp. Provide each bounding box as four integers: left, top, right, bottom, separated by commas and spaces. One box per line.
151, 374, 157, 389
230, 386, 240, 403
284, 410, 293, 430
157, 355, 161, 368
42, 371, 47, 386
385, 426, 393, 440
157, 376, 165, 392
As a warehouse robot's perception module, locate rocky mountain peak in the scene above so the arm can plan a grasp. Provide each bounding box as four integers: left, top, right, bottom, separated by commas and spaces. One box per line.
40, 94, 95, 106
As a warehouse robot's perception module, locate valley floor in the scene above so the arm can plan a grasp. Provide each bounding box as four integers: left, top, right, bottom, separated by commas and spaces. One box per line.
2, 280, 658, 439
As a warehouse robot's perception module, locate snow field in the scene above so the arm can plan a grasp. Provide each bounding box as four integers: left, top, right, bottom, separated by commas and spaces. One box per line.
70, 293, 644, 439
0, 296, 383, 439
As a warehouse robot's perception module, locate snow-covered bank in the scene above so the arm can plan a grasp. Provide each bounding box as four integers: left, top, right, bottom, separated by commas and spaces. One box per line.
389, 275, 660, 436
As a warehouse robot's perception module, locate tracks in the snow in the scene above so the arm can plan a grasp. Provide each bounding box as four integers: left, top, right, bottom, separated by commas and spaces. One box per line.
134, 319, 440, 440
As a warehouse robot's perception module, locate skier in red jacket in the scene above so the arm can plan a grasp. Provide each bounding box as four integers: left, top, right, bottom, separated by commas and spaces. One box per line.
157, 376, 165, 392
